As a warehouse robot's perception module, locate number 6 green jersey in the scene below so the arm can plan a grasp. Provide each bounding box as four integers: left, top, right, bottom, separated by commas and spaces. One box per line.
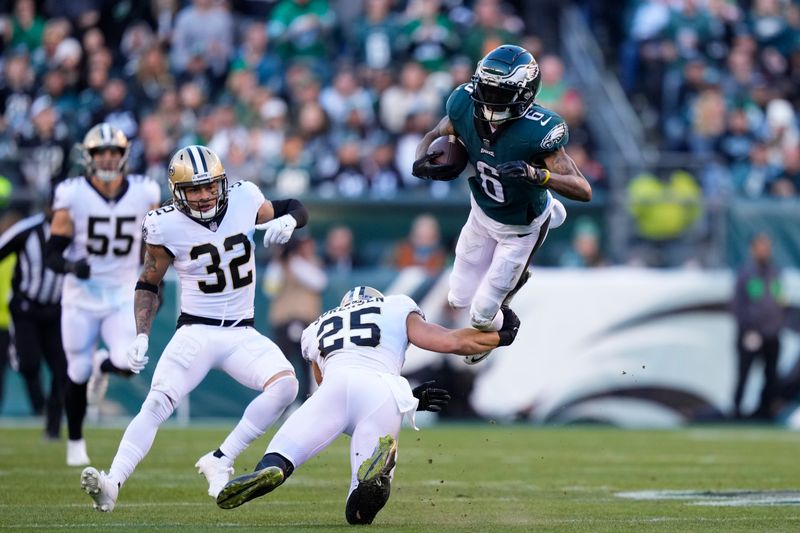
447, 83, 569, 226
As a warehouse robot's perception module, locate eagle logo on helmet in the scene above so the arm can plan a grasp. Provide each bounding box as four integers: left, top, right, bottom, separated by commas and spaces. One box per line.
470, 45, 542, 124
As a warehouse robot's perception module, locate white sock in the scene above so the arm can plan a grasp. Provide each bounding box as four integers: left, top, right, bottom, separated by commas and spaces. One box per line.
108, 415, 156, 487
219, 376, 298, 460
108, 392, 174, 487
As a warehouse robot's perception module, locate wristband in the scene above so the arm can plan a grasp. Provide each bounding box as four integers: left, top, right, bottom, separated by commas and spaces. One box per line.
135, 281, 159, 294
539, 168, 551, 186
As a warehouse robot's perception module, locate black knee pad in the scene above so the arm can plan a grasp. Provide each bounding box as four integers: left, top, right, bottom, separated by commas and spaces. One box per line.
345, 476, 391, 525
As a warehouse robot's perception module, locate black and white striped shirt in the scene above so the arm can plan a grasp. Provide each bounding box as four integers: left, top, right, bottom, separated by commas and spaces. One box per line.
0, 213, 63, 307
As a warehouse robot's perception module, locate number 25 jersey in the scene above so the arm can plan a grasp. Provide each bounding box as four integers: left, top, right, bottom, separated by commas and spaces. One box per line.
54, 174, 160, 309
300, 294, 422, 376
142, 180, 264, 322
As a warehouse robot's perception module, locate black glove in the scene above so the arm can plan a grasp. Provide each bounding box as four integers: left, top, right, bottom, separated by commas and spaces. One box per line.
66, 259, 91, 279
412, 380, 451, 412
497, 305, 520, 347
496, 160, 550, 186
412, 152, 458, 181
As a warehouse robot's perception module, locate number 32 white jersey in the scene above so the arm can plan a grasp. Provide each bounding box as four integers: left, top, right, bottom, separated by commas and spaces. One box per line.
142, 180, 265, 321
301, 295, 422, 376
54, 174, 160, 309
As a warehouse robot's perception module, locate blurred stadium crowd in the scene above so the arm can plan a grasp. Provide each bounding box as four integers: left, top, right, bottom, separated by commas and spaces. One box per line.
0, 0, 797, 263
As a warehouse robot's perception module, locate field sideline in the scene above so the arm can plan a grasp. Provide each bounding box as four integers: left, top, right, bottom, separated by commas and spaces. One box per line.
1, 424, 798, 532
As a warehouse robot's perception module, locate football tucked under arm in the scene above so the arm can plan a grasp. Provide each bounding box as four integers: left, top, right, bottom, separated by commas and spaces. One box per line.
413, 135, 468, 181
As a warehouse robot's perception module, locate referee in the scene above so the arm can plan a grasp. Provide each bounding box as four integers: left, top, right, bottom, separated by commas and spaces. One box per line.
0, 208, 67, 439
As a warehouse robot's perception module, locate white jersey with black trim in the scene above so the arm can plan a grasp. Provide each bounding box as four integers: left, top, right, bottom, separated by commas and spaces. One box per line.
142, 180, 265, 321
54, 174, 160, 310
300, 294, 423, 376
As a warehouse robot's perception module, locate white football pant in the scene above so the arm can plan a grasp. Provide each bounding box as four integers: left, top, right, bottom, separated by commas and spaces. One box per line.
62, 302, 137, 384
150, 325, 294, 402
265, 367, 403, 497
448, 207, 554, 328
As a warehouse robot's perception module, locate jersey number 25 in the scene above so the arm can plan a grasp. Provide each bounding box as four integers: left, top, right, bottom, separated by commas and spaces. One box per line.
317, 307, 382, 357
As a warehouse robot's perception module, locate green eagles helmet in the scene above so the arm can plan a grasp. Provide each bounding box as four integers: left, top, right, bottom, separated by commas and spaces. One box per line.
470, 44, 541, 124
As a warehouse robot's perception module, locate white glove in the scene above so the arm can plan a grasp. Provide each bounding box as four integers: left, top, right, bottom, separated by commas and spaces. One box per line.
256, 215, 297, 248
127, 334, 149, 374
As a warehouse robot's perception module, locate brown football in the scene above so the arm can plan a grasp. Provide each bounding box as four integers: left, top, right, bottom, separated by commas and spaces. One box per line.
427, 135, 469, 178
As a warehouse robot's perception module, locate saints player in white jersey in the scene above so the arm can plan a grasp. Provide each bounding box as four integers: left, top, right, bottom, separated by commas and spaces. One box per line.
44, 123, 161, 467
215, 286, 521, 525
79, 144, 307, 512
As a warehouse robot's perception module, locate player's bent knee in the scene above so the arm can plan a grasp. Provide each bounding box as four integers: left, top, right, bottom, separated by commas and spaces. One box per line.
447, 292, 469, 310
470, 300, 500, 331
67, 359, 93, 384
264, 372, 299, 407
141, 390, 176, 425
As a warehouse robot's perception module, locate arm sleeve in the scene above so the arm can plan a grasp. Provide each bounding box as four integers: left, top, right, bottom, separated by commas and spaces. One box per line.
44, 235, 72, 273
271, 198, 309, 228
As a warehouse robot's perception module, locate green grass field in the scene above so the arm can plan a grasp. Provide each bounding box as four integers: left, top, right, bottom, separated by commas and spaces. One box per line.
1, 424, 799, 532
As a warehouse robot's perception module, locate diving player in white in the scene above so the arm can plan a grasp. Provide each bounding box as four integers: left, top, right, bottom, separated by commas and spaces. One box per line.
44, 123, 161, 467
79, 145, 307, 512
215, 286, 521, 525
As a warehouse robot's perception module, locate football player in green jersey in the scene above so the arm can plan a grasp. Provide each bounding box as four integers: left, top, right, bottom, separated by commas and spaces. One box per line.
412, 44, 592, 364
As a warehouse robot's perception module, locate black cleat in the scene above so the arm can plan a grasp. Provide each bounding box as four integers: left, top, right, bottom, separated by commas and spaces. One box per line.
216, 466, 284, 509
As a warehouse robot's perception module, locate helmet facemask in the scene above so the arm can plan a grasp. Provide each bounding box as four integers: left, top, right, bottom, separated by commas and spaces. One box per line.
168, 145, 229, 222
171, 175, 228, 221
470, 45, 541, 125
89, 147, 129, 182
82, 123, 130, 182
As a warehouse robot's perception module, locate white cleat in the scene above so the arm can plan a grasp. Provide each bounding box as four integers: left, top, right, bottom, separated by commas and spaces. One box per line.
67, 438, 90, 467
80, 467, 118, 512
195, 451, 234, 498
86, 349, 110, 406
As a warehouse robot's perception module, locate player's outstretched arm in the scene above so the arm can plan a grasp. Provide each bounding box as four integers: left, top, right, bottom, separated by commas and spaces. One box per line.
406, 308, 520, 356
255, 198, 309, 247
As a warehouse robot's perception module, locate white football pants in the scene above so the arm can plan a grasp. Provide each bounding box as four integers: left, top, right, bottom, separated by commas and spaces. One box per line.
265, 367, 403, 497
62, 302, 137, 383
150, 324, 294, 402
447, 207, 555, 328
